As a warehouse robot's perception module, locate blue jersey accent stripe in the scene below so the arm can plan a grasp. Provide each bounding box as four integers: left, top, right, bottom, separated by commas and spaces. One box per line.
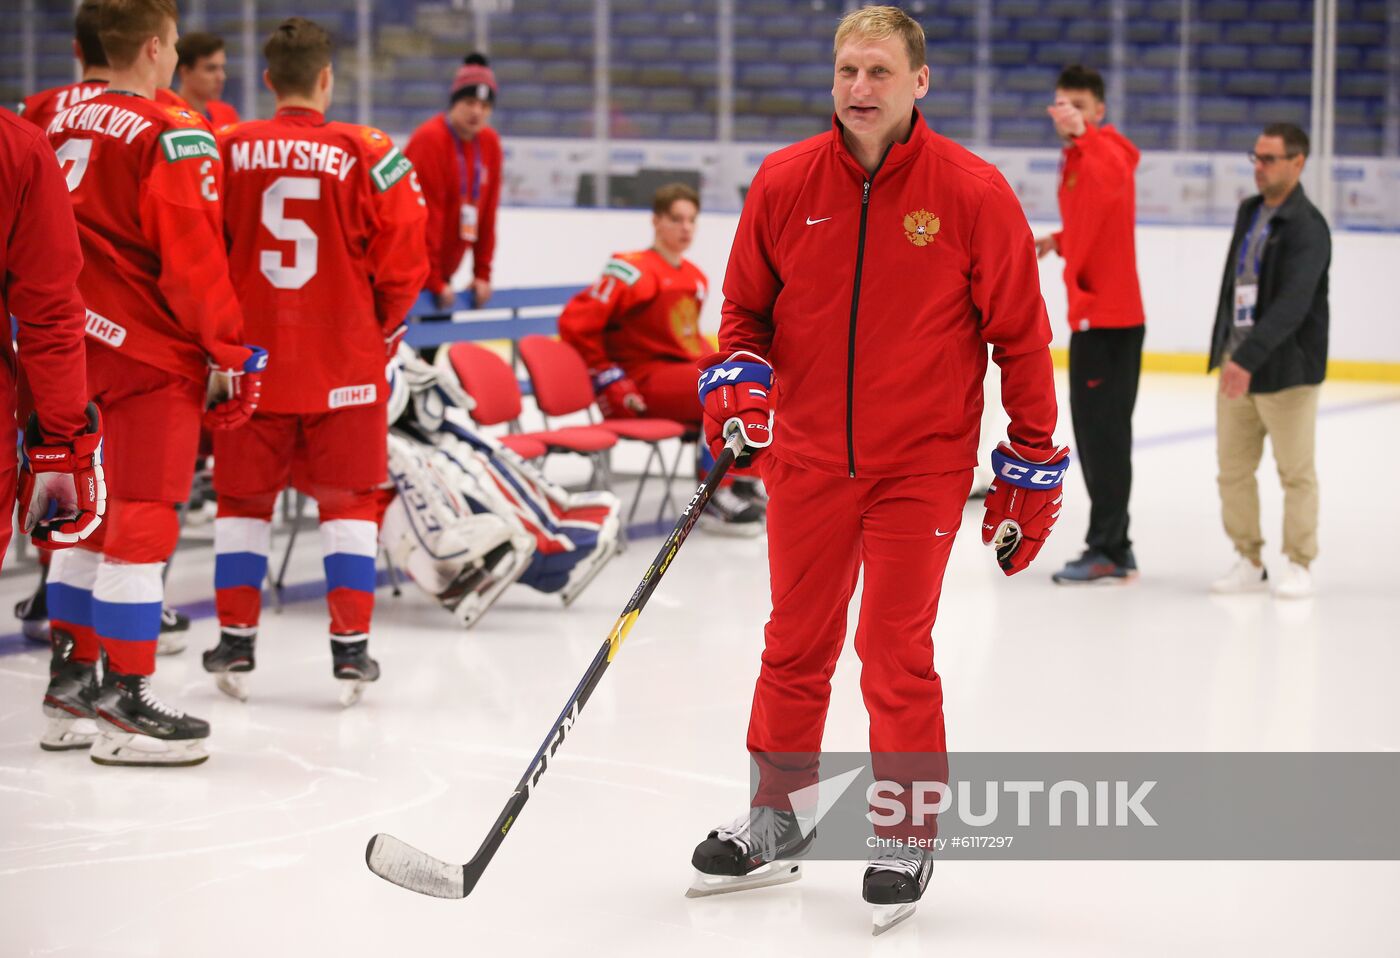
48, 583, 95, 628
214, 552, 270, 590
323, 554, 377, 593
92, 600, 163, 643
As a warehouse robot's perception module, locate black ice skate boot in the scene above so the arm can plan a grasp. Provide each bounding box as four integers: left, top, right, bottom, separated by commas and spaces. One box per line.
686, 806, 814, 898
863, 842, 934, 936
91, 672, 210, 767
15, 566, 50, 644
331, 636, 380, 707
156, 606, 192, 655
730, 477, 769, 508
698, 484, 765, 538
202, 629, 256, 701
40, 631, 99, 751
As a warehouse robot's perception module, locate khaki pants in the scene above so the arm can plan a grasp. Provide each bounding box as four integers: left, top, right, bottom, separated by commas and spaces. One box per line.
1215, 383, 1320, 567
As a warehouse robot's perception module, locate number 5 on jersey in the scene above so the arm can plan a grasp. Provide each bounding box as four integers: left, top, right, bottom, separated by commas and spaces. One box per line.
261, 175, 320, 290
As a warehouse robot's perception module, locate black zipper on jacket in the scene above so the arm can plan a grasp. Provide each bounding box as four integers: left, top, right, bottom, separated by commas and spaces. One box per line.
844, 144, 892, 478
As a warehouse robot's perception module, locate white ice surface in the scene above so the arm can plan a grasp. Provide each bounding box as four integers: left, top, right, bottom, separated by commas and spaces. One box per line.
1, 373, 1398, 956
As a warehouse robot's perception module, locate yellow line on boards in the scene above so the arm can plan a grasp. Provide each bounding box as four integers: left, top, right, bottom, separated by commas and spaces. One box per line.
1046, 349, 1400, 383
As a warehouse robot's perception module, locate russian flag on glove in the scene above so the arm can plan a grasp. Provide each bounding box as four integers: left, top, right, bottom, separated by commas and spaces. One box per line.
696, 351, 773, 468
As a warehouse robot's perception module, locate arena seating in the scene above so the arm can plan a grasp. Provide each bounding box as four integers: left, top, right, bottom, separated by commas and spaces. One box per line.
1, 1, 1390, 157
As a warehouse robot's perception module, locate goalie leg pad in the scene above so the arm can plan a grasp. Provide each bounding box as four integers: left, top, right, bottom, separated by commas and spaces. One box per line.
383, 434, 536, 627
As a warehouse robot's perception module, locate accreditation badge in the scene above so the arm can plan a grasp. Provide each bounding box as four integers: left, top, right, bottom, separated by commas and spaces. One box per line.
459, 203, 479, 242
1233, 283, 1258, 328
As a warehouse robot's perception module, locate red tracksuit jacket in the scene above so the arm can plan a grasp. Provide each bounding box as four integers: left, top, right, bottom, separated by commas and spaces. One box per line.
1051, 123, 1145, 331
720, 113, 1058, 478
404, 116, 501, 296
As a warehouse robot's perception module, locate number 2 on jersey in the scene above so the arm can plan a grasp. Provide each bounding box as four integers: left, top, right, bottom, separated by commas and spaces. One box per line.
260, 175, 320, 290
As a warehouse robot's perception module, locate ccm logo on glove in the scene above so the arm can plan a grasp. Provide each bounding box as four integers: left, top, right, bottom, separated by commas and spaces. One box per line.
697, 351, 774, 468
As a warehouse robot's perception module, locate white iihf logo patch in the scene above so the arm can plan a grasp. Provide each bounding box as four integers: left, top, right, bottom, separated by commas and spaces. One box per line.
329, 384, 378, 408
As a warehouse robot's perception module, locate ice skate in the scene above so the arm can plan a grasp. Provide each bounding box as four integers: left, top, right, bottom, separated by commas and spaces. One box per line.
15, 570, 49, 644
864, 843, 934, 936
90, 672, 210, 767
155, 606, 192, 655
731, 477, 769, 508
443, 537, 535, 627
686, 806, 814, 898
332, 637, 380, 707
40, 633, 99, 751
202, 630, 255, 701
697, 485, 765, 538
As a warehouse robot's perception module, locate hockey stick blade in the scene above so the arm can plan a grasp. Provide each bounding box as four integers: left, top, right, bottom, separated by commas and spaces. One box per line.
366, 833, 467, 899
366, 432, 746, 899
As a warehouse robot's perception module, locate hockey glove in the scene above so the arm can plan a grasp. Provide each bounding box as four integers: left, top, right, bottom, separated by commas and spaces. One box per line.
18, 402, 107, 549
384, 322, 408, 359
981, 441, 1071, 576
697, 350, 773, 468
592, 366, 647, 418
204, 345, 268, 431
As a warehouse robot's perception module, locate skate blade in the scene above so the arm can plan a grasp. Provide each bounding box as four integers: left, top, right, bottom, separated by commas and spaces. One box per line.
697, 516, 765, 539
338, 678, 369, 707
872, 902, 917, 936
685, 861, 802, 898
90, 731, 209, 767
155, 634, 188, 656
215, 672, 250, 702
39, 715, 98, 751
559, 534, 620, 607
453, 547, 535, 627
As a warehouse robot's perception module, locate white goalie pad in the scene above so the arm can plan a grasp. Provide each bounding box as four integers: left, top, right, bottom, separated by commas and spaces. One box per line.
382, 434, 536, 628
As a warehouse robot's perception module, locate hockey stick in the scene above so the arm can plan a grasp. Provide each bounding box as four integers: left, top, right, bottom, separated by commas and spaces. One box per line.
365, 431, 747, 899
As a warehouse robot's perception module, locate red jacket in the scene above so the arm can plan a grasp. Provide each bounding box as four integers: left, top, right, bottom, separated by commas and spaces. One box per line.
403, 116, 501, 295
720, 113, 1058, 478
1051, 123, 1145, 330
48, 92, 248, 384
0, 107, 90, 444
219, 109, 428, 413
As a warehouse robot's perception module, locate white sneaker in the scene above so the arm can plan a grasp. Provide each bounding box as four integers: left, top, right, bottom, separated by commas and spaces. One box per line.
1272, 560, 1314, 599
1210, 558, 1268, 594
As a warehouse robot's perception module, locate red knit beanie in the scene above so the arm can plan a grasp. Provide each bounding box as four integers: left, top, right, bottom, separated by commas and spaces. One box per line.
451, 55, 497, 105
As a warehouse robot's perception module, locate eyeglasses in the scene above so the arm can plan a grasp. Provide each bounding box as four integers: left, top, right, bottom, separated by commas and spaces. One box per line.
1248, 151, 1299, 166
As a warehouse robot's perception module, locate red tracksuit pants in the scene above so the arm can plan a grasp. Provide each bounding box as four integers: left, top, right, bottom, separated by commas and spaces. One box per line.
748, 455, 970, 835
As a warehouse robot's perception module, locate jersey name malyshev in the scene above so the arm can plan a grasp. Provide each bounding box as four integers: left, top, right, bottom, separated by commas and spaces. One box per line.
227, 138, 359, 179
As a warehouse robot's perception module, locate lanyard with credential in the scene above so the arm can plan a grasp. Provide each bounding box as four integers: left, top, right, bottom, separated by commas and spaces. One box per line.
443, 115, 482, 204
1236, 207, 1271, 280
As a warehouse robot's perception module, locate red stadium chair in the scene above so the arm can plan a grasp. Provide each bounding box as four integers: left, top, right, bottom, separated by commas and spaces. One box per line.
437, 343, 616, 481
516, 335, 689, 525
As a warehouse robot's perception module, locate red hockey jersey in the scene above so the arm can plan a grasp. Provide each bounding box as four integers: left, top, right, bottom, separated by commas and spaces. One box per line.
19, 79, 111, 132
218, 108, 428, 413
558, 248, 709, 374
47, 91, 248, 385
0, 107, 90, 444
